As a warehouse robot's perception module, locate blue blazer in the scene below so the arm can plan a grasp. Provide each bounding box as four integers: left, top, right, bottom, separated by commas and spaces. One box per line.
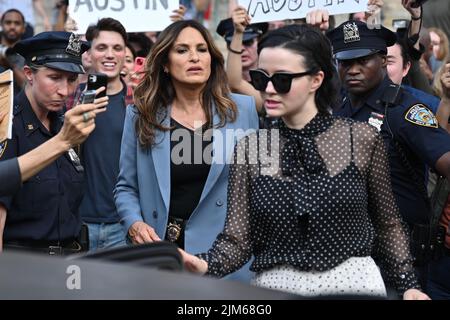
114, 93, 259, 282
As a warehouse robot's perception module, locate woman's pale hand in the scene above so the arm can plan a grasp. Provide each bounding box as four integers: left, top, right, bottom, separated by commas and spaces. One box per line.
170, 5, 187, 22
366, 0, 383, 20
128, 221, 161, 244
178, 248, 208, 274
402, 0, 422, 19
57, 91, 108, 148
232, 6, 251, 34
403, 289, 431, 300
306, 9, 330, 31
440, 63, 450, 99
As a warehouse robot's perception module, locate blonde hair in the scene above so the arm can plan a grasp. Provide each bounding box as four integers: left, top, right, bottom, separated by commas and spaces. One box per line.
433, 58, 450, 98
429, 27, 450, 62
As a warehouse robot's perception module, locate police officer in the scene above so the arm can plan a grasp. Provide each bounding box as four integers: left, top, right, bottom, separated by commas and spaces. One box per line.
0, 31, 108, 254
0, 101, 106, 198
327, 20, 450, 290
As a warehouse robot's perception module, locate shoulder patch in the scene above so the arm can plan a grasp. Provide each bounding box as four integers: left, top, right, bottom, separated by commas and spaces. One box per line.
0, 140, 7, 159
404, 104, 438, 128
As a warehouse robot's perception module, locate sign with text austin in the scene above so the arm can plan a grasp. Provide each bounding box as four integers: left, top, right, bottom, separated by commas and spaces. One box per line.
238, 0, 368, 23
69, 0, 179, 34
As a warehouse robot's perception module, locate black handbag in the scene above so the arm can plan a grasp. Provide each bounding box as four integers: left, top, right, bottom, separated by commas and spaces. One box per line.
79, 241, 183, 271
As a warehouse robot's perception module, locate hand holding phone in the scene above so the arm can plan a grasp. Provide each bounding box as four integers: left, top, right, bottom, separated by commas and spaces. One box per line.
79, 87, 108, 110
80, 90, 96, 104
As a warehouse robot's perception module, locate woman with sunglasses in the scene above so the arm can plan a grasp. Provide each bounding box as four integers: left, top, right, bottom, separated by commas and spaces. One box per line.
179, 24, 429, 299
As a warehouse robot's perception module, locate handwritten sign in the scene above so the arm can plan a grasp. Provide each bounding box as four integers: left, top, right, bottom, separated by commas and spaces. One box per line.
0, 70, 13, 142
68, 0, 180, 34
238, 0, 368, 23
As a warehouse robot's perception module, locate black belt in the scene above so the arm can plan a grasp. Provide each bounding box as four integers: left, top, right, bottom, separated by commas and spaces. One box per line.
165, 217, 187, 249
4, 239, 84, 256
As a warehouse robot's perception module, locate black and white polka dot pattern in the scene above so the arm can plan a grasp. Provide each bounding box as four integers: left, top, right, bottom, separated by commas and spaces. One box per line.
252, 257, 387, 297
198, 114, 420, 294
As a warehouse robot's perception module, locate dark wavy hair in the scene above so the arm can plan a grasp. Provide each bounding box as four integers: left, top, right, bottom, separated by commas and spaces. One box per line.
85, 17, 128, 43
257, 24, 338, 114
133, 20, 237, 148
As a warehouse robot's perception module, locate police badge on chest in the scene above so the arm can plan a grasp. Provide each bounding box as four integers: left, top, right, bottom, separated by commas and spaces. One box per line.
368, 112, 384, 132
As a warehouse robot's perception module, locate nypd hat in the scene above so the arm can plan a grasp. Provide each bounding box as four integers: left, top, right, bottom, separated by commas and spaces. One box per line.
14, 31, 90, 74
326, 20, 397, 61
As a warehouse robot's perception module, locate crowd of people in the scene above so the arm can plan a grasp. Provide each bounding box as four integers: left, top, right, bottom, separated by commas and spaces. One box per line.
0, 0, 449, 300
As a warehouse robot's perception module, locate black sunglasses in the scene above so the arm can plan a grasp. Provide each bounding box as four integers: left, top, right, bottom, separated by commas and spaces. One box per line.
242, 38, 256, 47
249, 69, 316, 94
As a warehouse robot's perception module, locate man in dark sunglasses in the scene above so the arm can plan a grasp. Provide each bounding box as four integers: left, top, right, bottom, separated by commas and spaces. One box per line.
328, 19, 450, 297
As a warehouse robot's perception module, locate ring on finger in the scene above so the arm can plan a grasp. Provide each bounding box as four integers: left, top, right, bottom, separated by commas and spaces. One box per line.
82, 112, 90, 122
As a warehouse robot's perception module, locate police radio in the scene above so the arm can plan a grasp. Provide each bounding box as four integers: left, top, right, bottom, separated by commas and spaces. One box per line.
381, 83, 401, 107
380, 83, 401, 138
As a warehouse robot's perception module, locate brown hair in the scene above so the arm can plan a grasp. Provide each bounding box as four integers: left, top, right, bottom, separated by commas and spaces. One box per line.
85, 17, 127, 43
429, 27, 449, 62
133, 20, 237, 148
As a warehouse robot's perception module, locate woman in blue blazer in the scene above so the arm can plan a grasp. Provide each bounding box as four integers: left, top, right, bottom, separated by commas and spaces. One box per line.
114, 20, 258, 282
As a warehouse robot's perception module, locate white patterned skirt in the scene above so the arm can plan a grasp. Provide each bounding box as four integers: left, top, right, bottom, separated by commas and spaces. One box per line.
251, 257, 387, 298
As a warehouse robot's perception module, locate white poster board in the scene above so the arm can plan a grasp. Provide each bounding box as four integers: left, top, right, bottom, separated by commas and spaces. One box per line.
0, 70, 14, 142
238, 0, 369, 23
68, 0, 180, 34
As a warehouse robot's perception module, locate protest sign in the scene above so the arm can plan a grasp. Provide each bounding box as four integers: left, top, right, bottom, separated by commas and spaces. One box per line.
238, 0, 368, 23
0, 69, 13, 142
68, 0, 179, 33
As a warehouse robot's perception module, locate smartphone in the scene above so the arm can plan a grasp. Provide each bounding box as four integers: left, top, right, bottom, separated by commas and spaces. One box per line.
132, 57, 146, 86
87, 73, 108, 98
392, 19, 408, 30
80, 90, 97, 104
134, 57, 145, 74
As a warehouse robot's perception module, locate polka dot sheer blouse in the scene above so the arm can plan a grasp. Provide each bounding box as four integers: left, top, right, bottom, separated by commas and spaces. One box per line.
198, 113, 419, 293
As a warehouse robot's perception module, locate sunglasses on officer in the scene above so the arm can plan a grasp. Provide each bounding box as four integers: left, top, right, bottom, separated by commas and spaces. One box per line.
242, 38, 256, 47
249, 69, 316, 94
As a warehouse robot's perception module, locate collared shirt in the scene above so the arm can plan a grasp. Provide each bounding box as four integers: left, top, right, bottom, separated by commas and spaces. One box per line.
0, 91, 84, 242
402, 85, 440, 114
335, 76, 450, 226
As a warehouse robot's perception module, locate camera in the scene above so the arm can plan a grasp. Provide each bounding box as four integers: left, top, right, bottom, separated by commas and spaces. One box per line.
411, 0, 429, 8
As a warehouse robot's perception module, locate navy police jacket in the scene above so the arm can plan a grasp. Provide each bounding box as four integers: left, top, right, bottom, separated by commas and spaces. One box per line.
0, 91, 84, 242
335, 76, 450, 226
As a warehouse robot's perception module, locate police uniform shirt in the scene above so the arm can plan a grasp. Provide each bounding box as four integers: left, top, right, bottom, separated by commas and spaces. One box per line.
0, 91, 84, 242
335, 76, 450, 225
